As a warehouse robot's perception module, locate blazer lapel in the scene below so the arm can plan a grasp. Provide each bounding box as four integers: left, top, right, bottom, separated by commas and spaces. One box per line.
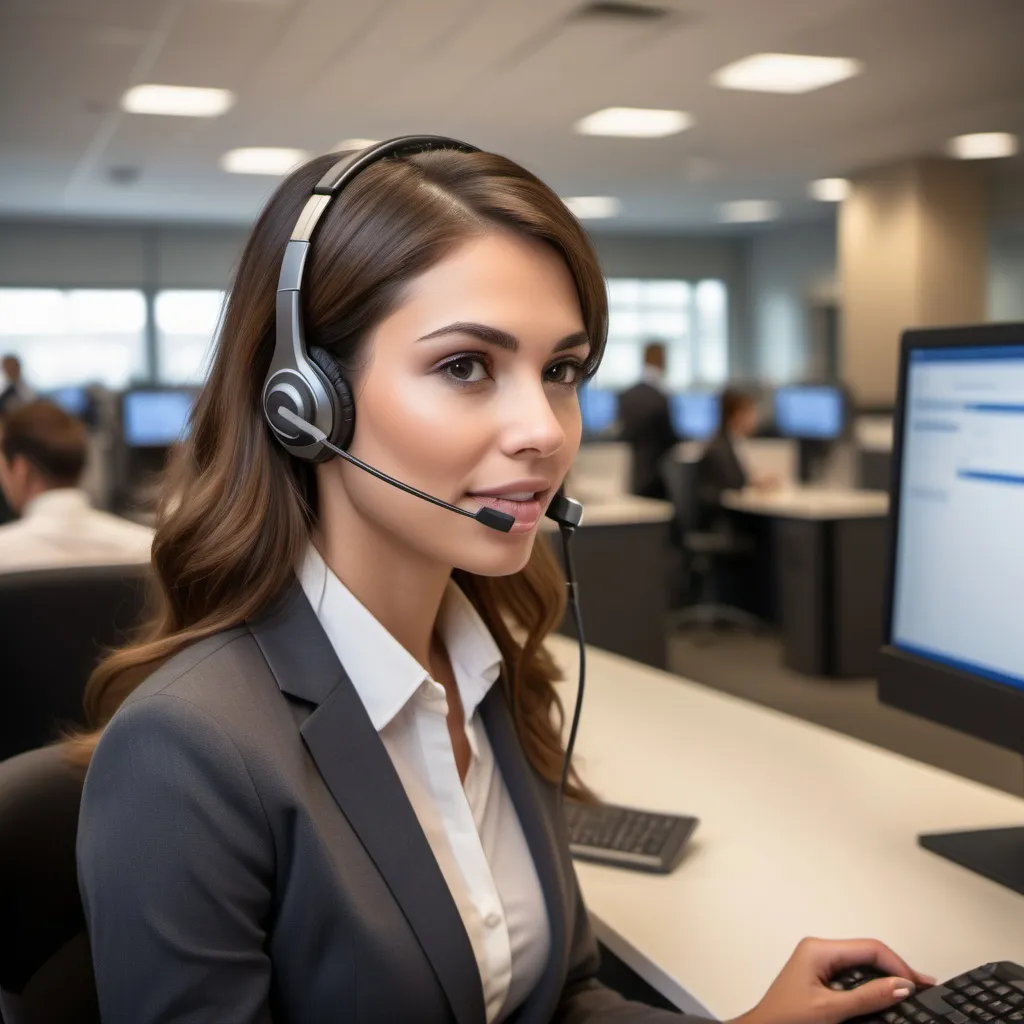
480, 687, 571, 1023
249, 583, 486, 1024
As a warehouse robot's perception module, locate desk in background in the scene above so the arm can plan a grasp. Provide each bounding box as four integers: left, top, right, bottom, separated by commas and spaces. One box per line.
723, 487, 889, 677
550, 637, 1024, 1021
545, 496, 673, 670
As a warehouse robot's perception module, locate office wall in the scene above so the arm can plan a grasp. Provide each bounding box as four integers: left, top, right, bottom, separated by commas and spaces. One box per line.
749, 218, 1024, 387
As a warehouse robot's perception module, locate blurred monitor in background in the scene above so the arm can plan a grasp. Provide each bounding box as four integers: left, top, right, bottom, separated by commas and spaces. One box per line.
578, 385, 618, 437
0, 400, 153, 572
670, 391, 720, 440
48, 385, 89, 417
773, 384, 844, 440
617, 340, 677, 499
122, 389, 196, 448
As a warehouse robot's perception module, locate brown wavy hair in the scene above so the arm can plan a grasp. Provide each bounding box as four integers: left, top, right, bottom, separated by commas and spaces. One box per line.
65, 147, 607, 798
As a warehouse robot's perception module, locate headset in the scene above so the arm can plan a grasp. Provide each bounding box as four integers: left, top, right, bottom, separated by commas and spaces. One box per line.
261, 136, 587, 793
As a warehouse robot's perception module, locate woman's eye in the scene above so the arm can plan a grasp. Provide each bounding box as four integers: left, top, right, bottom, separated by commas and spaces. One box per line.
443, 357, 489, 383
545, 360, 583, 385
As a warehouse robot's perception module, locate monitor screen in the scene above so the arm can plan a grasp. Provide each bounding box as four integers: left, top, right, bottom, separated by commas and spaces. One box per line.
579, 387, 617, 435
48, 386, 89, 417
891, 344, 1024, 694
671, 392, 719, 439
123, 390, 194, 447
774, 386, 843, 439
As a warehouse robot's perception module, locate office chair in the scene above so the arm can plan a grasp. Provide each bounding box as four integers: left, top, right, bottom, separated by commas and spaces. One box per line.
0, 563, 150, 762
0, 744, 99, 1024
659, 454, 761, 633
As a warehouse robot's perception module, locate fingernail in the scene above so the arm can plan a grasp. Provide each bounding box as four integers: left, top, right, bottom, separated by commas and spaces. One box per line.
921, 975, 938, 986
893, 985, 913, 1000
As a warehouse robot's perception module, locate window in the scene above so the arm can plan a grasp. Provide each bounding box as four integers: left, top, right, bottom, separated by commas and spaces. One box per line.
593, 278, 729, 390
0, 288, 147, 390
155, 290, 225, 386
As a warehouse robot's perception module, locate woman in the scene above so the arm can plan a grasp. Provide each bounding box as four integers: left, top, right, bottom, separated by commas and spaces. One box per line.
74, 141, 932, 1023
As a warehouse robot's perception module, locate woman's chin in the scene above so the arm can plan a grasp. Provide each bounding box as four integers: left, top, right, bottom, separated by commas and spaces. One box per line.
453, 533, 536, 578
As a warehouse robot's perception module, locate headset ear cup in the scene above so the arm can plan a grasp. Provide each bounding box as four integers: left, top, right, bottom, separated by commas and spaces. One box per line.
307, 345, 356, 450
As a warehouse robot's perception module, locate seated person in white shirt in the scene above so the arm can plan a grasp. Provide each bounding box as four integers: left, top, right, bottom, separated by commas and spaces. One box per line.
0, 399, 153, 572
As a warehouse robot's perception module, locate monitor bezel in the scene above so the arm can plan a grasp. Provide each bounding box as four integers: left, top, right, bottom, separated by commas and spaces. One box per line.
878, 321, 1024, 756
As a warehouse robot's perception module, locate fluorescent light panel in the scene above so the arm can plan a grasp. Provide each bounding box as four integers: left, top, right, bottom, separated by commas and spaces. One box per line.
562, 196, 621, 219
946, 132, 1018, 160
809, 177, 850, 202
719, 200, 780, 223
712, 53, 862, 94
221, 147, 311, 175
121, 84, 234, 117
574, 107, 692, 138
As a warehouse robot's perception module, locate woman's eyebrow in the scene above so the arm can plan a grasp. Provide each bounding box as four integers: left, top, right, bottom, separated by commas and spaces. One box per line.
416, 321, 591, 354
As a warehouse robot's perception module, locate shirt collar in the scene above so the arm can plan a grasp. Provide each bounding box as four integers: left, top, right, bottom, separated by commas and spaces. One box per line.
22, 488, 90, 520
296, 544, 503, 732
641, 364, 666, 390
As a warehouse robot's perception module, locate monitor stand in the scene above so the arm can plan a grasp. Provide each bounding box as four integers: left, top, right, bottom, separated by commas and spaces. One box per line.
919, 826, 1024, 896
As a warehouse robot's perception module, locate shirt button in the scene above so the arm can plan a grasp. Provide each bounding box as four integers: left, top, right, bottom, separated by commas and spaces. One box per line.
484, 912, 502, 929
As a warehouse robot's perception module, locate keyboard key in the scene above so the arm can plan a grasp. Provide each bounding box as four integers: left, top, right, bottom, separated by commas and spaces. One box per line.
972, 971, 995, 983
951, 995, 969, 1006
1010, 1015, 1024, 1023
946, 1013, 969, 1024
990, 1002, 1012, 1014
1007, 994, 1024, 1007
913, 1011, 933, 1023
967, 988, 985, 998
952, 978, 975, 992
995, 988, 1014, 998
975, 993, 994, 1005
883, 1012, 901, 1023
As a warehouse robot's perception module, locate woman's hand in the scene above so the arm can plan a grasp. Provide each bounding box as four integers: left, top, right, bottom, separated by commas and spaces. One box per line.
729, 937, 938, 1024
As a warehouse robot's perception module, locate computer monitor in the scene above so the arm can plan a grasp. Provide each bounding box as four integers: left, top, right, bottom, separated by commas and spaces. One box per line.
579, 386, 617, 436
879, 322, 1024, 894
670, 392, 719, 440
47, 386, 89, 417
773, 385, 844, 440
122, 389, 195, 448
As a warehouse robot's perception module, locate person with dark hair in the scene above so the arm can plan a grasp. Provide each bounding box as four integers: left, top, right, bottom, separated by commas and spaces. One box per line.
0, 354, 34, 417
696, 387, 777, 526
73, 143, 928, 1024
618, 340, 678, 499
0, 399, 153, 572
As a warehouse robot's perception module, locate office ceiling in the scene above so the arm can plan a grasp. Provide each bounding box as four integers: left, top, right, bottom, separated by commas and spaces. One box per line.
2, 0, 1024, 231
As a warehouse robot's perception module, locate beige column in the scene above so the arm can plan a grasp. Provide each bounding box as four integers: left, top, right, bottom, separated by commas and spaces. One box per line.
839, 158, 988, 405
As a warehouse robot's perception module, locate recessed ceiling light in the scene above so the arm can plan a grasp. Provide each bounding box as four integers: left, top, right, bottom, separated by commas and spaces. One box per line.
562, 196, 621, 219
121, 84, 234, 117
946, 132, 1019, 160
719, 200, 780, 223
334, 138, 380, 152
574, 107, 692, 138
220, 147, 311, 175
712, 53, 862, 94
809, 177, 850, 202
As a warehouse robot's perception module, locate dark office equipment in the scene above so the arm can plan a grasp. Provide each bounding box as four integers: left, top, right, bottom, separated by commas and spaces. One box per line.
563, 799, 698, 874
579, 386, 618, 436
670, 392, 719, 440
0, 744, 99, 1024
122, 388, 195, 448
0, 564, 150, 761
660, 454, 761, 632
832, 960, 1024, 1024
879, 322, 1024, 895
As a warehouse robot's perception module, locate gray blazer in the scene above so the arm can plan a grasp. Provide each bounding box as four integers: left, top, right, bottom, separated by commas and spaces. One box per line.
78, 582, 705, 1023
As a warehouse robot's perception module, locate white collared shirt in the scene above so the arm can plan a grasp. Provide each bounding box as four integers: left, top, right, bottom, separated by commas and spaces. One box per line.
297, 546, 550, 1023
0, 488, 153, 574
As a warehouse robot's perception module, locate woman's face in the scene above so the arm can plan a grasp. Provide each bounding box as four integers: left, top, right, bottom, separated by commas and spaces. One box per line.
323, 229, 590, 577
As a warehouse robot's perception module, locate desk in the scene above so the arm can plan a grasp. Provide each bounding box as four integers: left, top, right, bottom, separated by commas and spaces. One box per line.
551, 637, 1024, 1021
545, 497, 673, 669
722, 488, 889, 677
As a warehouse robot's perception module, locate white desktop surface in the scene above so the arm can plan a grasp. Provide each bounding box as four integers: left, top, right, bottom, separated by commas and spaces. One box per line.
722, 486, 889, 520
549, 636, 1024, 1021
542, 495, 674, 529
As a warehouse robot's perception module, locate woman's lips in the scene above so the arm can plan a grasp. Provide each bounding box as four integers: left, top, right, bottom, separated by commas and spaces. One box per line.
468, 494, 544, 533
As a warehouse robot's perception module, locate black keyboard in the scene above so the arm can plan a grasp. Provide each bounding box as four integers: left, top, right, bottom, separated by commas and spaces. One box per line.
833, 960, 1024, 1024
563, 799, 699, 874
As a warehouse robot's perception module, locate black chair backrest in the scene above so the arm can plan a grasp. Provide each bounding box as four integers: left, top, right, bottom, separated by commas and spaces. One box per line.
0, 744, 99, 1024
0, 564, 150, 762
659, 454, 701, 537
